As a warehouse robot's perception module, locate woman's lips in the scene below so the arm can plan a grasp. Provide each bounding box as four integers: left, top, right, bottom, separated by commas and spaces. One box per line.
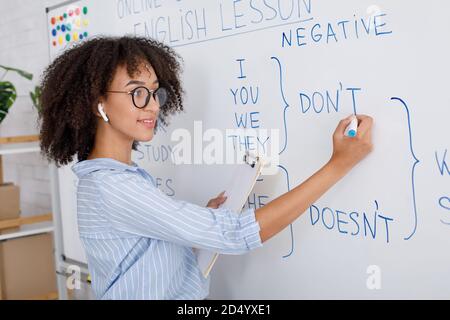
137, 119, 155, 129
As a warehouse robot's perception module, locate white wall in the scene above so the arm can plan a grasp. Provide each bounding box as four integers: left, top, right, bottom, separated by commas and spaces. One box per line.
0, 0, 61, 216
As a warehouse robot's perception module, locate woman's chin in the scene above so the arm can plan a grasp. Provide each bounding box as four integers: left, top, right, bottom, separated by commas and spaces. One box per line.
137, 132, 154, 142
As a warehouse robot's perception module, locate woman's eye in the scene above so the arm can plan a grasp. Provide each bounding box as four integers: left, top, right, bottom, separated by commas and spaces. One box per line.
133, 88, 144, 97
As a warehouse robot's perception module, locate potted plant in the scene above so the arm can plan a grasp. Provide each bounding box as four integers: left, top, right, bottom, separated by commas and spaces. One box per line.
0, 64, 41, 125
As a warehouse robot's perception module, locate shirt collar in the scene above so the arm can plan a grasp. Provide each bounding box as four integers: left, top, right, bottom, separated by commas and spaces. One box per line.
71, 157, 140, 178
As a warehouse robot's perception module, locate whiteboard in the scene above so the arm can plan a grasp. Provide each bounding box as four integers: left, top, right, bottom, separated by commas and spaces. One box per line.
46, 0, 450, 299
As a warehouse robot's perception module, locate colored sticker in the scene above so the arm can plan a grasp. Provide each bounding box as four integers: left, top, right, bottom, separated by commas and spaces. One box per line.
50, 5, 89, 47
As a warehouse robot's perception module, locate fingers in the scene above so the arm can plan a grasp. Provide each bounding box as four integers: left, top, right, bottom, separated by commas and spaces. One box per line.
335, 114, 355, 136
214, 191, 226, 201
208, 191, 228, 209
355, 115, 373, 138
218, 191, 227, 203
335, 114, 373, 138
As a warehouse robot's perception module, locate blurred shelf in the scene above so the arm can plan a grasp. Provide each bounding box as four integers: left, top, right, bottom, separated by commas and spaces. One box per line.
0, 141, 40, 155
0, 221, 54, 241
0, 135, 55, 300
0, 213, 53, 230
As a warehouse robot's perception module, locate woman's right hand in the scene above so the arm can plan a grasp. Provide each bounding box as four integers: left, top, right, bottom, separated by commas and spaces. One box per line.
255, 114, 374, 243
329, 114, 374, 172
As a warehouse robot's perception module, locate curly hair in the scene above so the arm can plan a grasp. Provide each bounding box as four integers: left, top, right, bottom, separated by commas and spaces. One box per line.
38, 36, 184, 167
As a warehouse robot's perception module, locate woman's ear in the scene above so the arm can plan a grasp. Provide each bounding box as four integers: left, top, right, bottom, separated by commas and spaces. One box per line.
93, 100, 109, 122
97, 102, 109, 122
93, 100, 101, 117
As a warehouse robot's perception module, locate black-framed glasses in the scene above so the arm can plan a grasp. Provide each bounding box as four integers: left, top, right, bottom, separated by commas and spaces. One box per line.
107, 86, 168, 109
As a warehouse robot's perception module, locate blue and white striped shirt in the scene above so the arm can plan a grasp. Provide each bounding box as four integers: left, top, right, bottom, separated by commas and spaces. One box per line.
71, 158, 262, 300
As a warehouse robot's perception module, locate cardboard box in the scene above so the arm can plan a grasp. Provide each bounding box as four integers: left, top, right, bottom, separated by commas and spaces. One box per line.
0, 233, 57, 300
0, 183, 20, 220
0, 183, 20, 235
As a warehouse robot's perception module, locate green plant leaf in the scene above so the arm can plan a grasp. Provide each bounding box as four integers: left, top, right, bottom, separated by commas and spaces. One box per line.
0, 81, 17, 123
0, 64, 33, 81
30, 85, 42, 111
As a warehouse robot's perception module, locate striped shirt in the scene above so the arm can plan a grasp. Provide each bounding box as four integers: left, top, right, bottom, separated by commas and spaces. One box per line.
71, 157, 262, 300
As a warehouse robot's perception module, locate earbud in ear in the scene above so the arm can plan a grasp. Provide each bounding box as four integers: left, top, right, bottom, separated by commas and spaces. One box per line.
98, 103, 109, 122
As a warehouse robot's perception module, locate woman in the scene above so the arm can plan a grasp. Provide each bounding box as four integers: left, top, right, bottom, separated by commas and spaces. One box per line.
38, 36, 373, 299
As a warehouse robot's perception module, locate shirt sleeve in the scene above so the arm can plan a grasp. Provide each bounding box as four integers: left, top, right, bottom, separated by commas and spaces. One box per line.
96, 171, 263, 255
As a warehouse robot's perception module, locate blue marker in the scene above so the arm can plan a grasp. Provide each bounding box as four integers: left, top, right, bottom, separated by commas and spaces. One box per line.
345, 115, 358, 137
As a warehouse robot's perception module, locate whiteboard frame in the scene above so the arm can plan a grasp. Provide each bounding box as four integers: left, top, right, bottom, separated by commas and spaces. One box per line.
46, 0, 91, 300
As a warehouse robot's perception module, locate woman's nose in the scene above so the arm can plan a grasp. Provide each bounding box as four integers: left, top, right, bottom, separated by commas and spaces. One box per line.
145, 95, 160, 112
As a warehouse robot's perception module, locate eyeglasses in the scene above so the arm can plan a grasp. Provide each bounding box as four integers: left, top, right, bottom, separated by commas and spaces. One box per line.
107, 86, 168, 109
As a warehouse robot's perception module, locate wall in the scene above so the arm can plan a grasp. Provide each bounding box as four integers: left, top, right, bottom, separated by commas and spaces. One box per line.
0, 0, 60, 217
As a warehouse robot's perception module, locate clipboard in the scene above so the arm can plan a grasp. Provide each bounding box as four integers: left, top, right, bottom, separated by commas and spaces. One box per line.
194, 150, 265, 278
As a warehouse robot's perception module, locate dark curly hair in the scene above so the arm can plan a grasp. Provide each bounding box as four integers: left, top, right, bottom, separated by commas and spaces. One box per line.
38, 36, 184, 167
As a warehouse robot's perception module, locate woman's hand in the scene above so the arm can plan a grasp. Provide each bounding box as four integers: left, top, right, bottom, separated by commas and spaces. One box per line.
254, 114, 374, 243
206, 191, 227, 209
329, 114, 374, 173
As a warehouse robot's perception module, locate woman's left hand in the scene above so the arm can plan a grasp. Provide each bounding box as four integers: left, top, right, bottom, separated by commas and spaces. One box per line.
206, 191, 227, 209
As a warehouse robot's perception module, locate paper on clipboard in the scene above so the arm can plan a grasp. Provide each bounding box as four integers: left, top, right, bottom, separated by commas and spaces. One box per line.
195, 151, 265, 278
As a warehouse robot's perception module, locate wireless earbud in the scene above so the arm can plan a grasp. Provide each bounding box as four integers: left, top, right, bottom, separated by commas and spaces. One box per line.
97, 103, 109, 122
